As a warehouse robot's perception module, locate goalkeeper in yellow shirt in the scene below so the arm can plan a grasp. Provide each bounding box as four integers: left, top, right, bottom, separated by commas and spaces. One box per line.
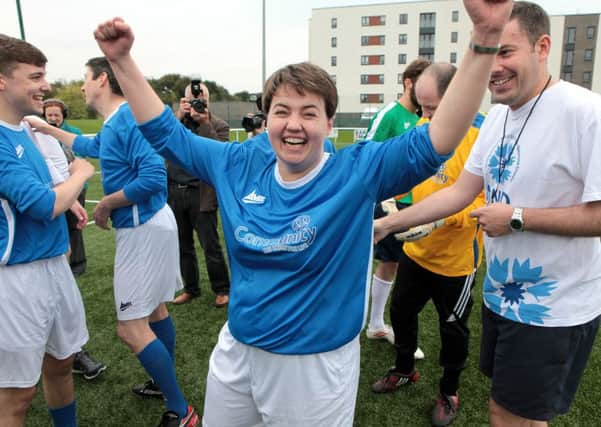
371, 62, 485, 427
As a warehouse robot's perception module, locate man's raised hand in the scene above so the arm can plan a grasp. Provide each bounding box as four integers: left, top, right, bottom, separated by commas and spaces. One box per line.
463, 0, 513, 43
93, 17, 134, 62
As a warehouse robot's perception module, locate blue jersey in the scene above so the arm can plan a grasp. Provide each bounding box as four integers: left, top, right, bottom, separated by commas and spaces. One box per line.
0, 123, 68, 265
73, 103, 167, 228
140, 108, 449, 354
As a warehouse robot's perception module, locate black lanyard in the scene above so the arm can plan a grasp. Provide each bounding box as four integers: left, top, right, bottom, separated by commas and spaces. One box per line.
495, 75, 552, 186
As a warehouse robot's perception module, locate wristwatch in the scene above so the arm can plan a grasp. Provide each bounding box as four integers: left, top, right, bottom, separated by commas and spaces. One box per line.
509, 207, 525, 232
468, 41, 501, 55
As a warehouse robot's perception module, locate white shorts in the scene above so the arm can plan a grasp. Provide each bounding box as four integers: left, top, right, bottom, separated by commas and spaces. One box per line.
114, 205, 182, 321
202, 323, 360, 427
0, 256, 88, 387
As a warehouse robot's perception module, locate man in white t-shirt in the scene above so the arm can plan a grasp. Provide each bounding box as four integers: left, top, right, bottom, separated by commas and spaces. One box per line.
375, 2, 601, 426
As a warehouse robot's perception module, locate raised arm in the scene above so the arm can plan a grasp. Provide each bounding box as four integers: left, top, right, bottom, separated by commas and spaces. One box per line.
93, 17, 164, 123
429, 0, 512, 155
375, 170, 484, 242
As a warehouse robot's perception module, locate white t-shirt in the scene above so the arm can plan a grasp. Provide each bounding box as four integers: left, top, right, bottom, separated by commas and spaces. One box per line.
22, 121, 69, 185
465, 80, 601, 327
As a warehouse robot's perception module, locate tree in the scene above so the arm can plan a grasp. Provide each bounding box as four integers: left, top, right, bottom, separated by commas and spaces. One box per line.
50, 74, 249, 116
48, 80, 93, 119
148, 73, 189, 107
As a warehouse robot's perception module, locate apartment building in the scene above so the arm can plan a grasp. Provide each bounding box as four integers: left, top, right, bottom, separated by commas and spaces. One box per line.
309, 0, 600, 113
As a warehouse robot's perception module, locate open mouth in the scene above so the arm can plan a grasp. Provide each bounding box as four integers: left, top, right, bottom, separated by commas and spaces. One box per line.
490, 75, 514, 87
283, 137, 306, 146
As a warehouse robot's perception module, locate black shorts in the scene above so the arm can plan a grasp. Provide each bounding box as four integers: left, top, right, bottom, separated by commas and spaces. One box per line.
373, 201, 409, 263
480, 306, 600, 421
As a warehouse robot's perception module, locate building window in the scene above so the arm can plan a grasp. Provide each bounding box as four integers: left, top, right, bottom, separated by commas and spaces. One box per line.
331, 56, 337, 66
361, 55, 385, 65
566, 27, 576, 44
564, 50, 574, 66
419, 33, 435, 48
361, 35, 385, 46
330, 75, 336, 84
587, 26, 595, 39
421, 53, 435, 61
451, 31, 458, 43
399, 13, 408, 25
583, 71, 592, 84
360, 93, 384, 103
450, 52, 457, 64
584, 49, 593, 61
561, 72, 572, 82
362, 15, 385, 26
361, 74, 385, 84
398, 53, 407, 64
399, 34, 407, 45
452, 10, 459, 22
420, 12, 436, 28
331, 37, 337, 48
331, 17, 337, 29
397, 73, 404, 84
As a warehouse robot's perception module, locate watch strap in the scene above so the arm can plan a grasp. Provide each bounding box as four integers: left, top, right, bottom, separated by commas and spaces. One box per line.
469, 41, 501, 55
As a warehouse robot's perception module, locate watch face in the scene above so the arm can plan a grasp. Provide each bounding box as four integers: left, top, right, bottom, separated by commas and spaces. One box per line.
510, 219, 523, 231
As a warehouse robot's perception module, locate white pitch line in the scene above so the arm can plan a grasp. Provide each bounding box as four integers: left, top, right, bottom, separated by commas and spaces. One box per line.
86, 200, 101, 204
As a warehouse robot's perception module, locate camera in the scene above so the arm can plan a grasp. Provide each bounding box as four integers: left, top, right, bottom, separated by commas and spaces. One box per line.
242, 113, 266, 132
188, 77, 207, 113
188, 98, 207, 113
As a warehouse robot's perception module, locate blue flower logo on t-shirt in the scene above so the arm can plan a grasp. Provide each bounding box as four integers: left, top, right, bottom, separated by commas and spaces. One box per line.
488, 143, 518, 184
483, 256, 557, 325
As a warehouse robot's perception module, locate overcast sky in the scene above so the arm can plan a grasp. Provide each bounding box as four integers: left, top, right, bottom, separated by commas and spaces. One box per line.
2, 0, 600, 93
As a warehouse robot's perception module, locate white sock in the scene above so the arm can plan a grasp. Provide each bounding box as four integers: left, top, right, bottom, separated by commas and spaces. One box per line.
369, 275, 393, 330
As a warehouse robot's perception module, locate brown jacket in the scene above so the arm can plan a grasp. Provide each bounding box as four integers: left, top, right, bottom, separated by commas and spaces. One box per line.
195, 114, 230, 211
166, 113, 230, 211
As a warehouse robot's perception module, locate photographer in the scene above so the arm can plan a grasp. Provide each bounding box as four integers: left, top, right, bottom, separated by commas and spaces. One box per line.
169, 81, 230, 308
242, 112, 266, 137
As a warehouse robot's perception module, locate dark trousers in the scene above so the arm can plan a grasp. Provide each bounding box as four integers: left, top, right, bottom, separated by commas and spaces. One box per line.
65, 189, 87, 275
168, 185, 230, 296
390, 251, 475, 393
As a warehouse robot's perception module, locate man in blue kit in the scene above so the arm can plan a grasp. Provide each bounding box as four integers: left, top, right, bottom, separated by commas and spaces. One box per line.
0, 34, 94, 426
91, 0, 513, 424
29, 57, 198, 427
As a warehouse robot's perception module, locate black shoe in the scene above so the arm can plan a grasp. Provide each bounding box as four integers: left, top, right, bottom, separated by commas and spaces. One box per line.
432, 393, 459, 426
158, 405, 198, 426
371, 367, 420, 393
72, 351, 107, 380
132, 379, 164, 399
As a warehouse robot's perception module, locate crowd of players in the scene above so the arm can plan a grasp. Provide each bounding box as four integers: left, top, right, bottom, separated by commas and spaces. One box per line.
2, 1, 601, 426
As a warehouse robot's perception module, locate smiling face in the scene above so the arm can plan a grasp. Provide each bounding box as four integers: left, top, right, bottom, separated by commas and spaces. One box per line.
267, 84, 333, 181
0, 62, 50, 121
44, 104, 64, 126
489, 19, 550, 110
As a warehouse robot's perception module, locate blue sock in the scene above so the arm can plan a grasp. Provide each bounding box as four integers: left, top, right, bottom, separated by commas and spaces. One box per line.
150, 316, 176, 362
137, 339, 187, 417
48, 400, 76, 427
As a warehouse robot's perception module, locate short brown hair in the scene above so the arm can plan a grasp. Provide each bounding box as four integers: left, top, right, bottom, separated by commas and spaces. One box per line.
511, 1, 550, 46
85, 57, 123, 96
402, 58, 431, 89
0, 34, 47, 77
262, 62, 338, 119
